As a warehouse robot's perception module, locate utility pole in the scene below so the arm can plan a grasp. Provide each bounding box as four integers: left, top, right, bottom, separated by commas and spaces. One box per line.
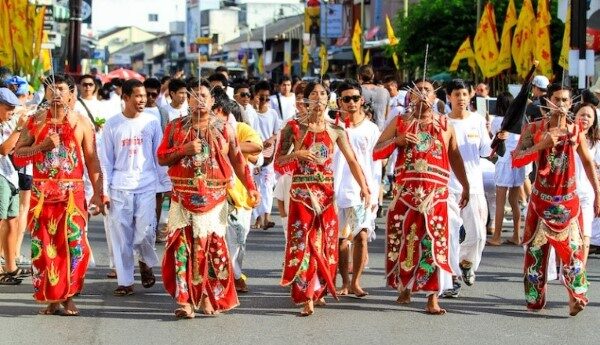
67, 0, 83, 75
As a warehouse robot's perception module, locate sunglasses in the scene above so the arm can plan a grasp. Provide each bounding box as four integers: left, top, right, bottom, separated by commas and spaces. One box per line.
147, 92, 159, 98
81, 82, 94, 87
259, 96, 269, 102
238, 92, 251, 98
341, 95, 361, 103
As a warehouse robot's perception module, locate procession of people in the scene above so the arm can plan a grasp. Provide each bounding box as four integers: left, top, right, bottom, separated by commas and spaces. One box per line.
0, 64, 599, 319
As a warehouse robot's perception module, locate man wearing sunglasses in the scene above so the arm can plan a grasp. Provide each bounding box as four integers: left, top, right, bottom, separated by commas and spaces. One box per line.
233, 83, 257, 128
74, 74, 106, 132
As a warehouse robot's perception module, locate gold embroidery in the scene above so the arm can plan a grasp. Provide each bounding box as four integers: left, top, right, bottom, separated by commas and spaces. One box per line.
401, 224, 419, 271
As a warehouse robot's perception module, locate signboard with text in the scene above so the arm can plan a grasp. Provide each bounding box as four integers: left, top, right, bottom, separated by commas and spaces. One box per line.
320, 4, 344, 38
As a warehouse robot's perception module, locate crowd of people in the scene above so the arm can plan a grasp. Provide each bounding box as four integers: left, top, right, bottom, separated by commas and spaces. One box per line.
0, 63, 599, 318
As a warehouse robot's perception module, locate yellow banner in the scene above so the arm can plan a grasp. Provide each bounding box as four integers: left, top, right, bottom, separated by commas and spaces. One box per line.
301, 46, 309, 75
0, 0, 13, 69
497, 0, 517, 73
385, 15, 398, 46
474, 2, 500, 77
11, 0, 30, 73
392, 52, 399, 70
319, 44, 328, 76
559, 0, 571, 70
449, 37, 477, 72
534, 0, 553, 78
352, 20, 362, 65
512, 0, 536, 78
364, 50, 371, 66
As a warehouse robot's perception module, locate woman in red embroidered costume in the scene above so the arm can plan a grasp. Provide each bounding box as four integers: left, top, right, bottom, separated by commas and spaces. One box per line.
13, 75, 104, 316
158, 79, 259, 319
511, 84, 600, 316
274, 82, 370, 316
373, 79, 469, 315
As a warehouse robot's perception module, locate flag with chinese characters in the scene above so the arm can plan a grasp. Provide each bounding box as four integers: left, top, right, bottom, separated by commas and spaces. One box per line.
449, 37, 477, 72
474, 2, 500, 77
534, 0, 552, 78
512, 0, 536, 78
10, 0, 29, 72
497, 0, 517, 73
558, 0, 571, 70
352, 20, 362, 65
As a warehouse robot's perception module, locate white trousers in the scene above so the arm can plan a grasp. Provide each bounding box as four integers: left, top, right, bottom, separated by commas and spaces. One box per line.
449, 193, 488, 271
108, 189, 159, 287
252, 164, 275, 220
104, 214, 115, 269
226, 206, 252, 280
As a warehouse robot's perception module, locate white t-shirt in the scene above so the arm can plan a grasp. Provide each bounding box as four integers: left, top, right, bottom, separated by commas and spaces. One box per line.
333, 119, 380, 208
389, 90, 407, 118
0, 117, 18, 187
100, 113, 171, 193
74, 98, 110, 122
576, 142, 600, 199
144, 106, 161, 124
490, 115, 521, 163
269, 93, 296, 123
274, 174, 292, 212
253, 108, 282, 141
242, 103, 257, 129
161, 103, 188, 122
448, 112, 493, 194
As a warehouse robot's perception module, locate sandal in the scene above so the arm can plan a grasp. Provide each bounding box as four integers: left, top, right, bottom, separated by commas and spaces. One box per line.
139, 261, 156, 289
6, 267, 32, 278
174, 307, 195, 319
106, 270, 117, 279
262, 221, 275, 230
113, 285, 134, 296
0, 274, 22, 285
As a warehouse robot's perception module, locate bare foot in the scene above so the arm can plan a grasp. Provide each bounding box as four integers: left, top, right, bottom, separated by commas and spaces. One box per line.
60, 298, 80, 316
314, 297, 326, 307
300, 300, 314, 316
569, 299, 585, 316
336, 285, 350, 296
350, 285, 369, 298
38, 303, 61, 315
486, 239, 502, 246
200, 295, 218, 316
174, 304, 195, 319
396, 289, 411, 304
426, 295, 446, 315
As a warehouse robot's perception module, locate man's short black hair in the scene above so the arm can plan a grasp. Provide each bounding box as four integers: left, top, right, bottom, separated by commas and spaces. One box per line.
143, 77, 161, 90
208, 73, 228, 88
111, 78, 124, 88
215, 66, 229, 74
160, 76, 171, 84
547, 83, 572, 98
186, 77, 210, 92
211, 87, 235, 114
254, 80, 271, 93
169, 78, 187, 94
80, 74, 95, 82
279, 75, 291, 84
122, 79, 144, 97
47, 74, 76, 92
336, 79, 362, 96
233, 83, 250, 94
446, 79, 469, 95
382, 75, 397, 85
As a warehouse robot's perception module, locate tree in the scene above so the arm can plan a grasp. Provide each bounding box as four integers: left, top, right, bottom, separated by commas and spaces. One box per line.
393, 0, 565, 80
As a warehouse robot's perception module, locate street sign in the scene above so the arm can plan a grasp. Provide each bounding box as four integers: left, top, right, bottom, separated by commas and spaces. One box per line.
195, 37, 212, 45
320, 4, 344, 38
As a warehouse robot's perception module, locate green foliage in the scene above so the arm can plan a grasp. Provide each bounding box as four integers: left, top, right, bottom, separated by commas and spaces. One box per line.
393, 0, 567, 79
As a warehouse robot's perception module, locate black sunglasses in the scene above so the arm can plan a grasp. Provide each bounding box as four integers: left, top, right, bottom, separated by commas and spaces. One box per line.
147, 92, 159, 97
81, 82, 94, 87
341, 95, 361, 103
259, 96, 269, 101
238, 92, 251, 98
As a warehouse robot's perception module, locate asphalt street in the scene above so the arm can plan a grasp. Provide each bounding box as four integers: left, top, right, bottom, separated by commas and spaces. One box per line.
2, 212, 600, 345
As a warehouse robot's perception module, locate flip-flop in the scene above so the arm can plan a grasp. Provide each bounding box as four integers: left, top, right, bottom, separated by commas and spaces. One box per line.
106, 270, 117, 279
0, 274, 22, 285
139, 261, 156, 289
113, 285, 134, 296
262, 221, 275, 230
174, 308, 195, 319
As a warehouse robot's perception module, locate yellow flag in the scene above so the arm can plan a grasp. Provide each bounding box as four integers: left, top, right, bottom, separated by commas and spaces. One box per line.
364, 50, 371, 66
40, 31, 52, 72
0, 0, 13, 69
497, 0, 517, 72
559, 0, 571, 70
10, 0, 30, 72
301, 46, 309, 75
33, 6, 45, 59
534, 0, 552, 78
257, 53, 264, 75
449, 37, 477, 72
319, 44, 328, 76
385, 15, 398, 46
392, 52, 400, 70
352, 20, 362, 65
474, 2, 500, 77
512, 0, 536, 78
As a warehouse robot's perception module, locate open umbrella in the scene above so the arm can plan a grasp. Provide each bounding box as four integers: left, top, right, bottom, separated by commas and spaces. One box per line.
102, 68, 145, 83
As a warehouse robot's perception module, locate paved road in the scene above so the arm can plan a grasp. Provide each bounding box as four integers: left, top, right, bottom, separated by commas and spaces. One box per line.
2, 213, 600, 345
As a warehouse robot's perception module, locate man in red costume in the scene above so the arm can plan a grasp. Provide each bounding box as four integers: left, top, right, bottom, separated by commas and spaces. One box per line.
512, 84, 600, 316
14, 74, 104, 316
158, 79, 260, 319
374, 79, 469, 315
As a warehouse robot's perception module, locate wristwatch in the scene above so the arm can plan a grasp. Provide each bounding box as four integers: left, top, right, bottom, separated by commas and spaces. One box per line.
14, 126, 22, 132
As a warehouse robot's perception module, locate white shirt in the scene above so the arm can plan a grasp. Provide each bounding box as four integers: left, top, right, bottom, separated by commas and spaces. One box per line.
576, 142, 600, 199
253, 108, 282, 141
100, 113, 171, 193
333, 119, 380, 208
0, 117, 18, 187
161, 103, 188, 122
241, 103, 257, 129
448, 112, 493, 194
490, 115, 521, 163
389, 90, 407, 118
144, 106, 161, 124
269, 93, 296, 123
74, 98, 108, 122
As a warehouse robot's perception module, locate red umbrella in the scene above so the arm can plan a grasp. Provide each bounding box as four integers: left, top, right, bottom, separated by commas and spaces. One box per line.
102, 68, 145, 83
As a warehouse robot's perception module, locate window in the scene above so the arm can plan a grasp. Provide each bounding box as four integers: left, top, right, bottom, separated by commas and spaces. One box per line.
148, 14, 158, 22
